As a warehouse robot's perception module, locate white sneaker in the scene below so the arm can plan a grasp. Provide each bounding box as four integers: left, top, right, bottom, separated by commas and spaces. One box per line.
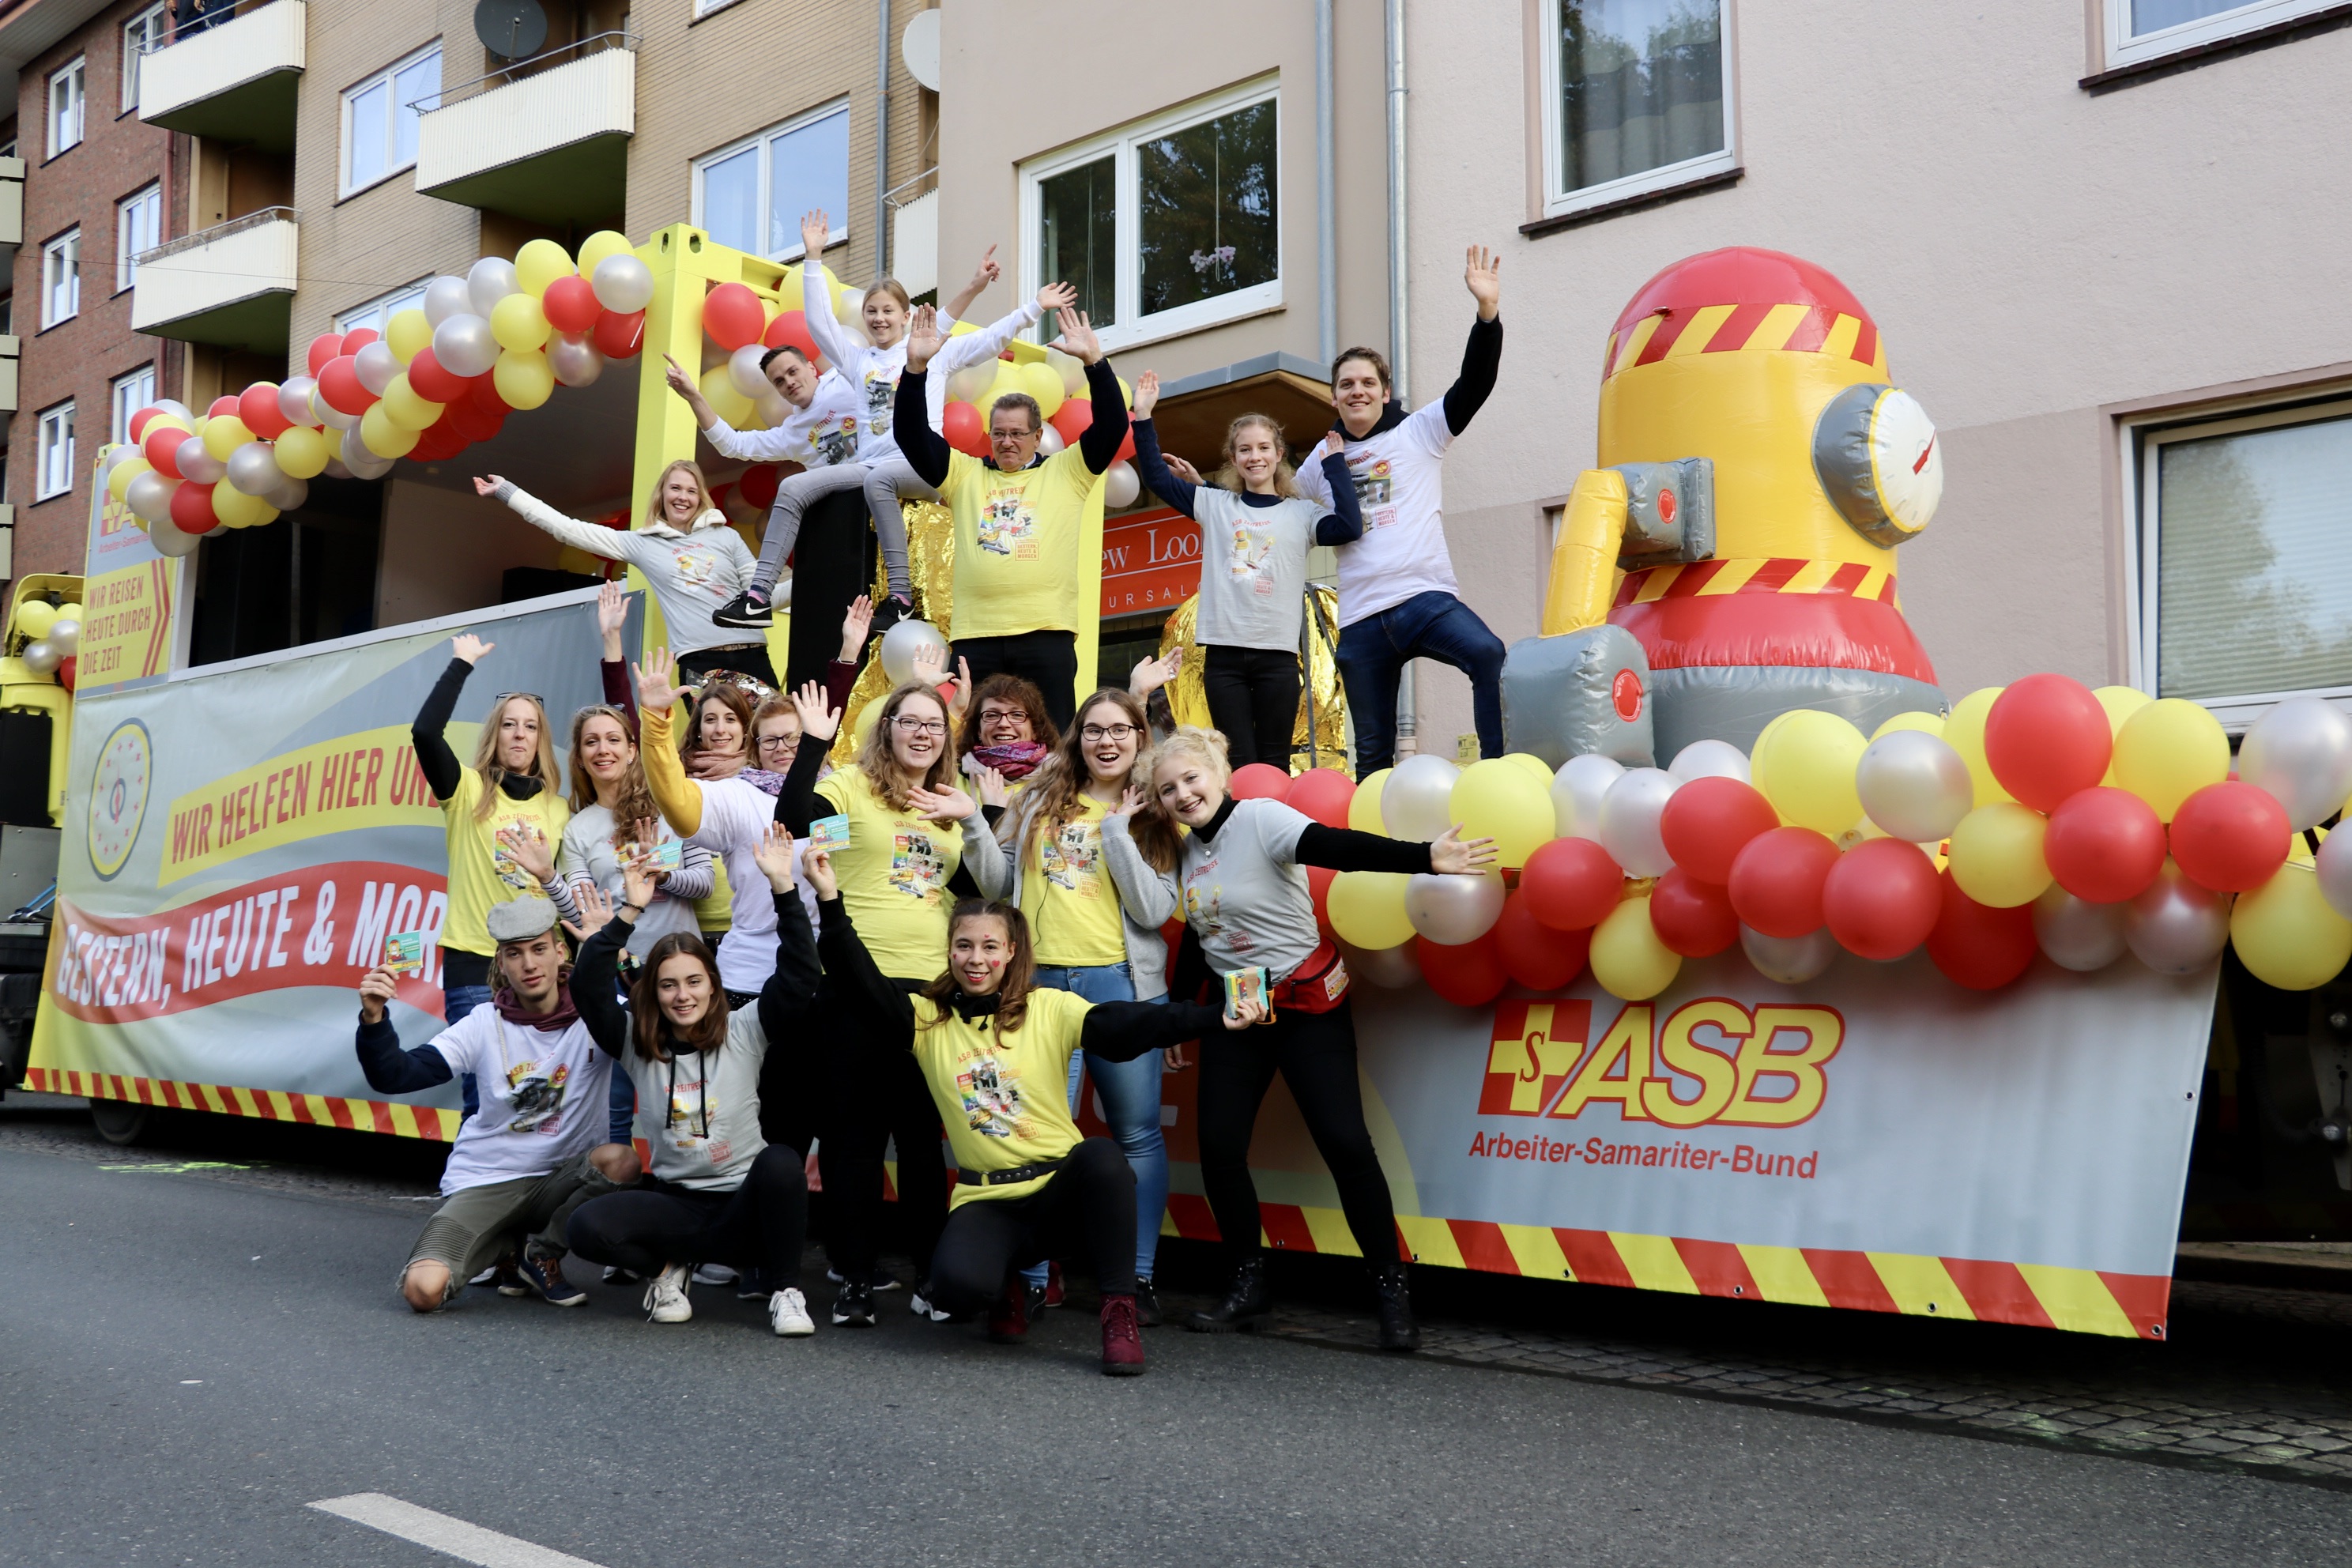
770, 1287, 815, 1337
909, 1286, 950, 1322
643, 1263, 692, 1324
692, 1262, 738, 1286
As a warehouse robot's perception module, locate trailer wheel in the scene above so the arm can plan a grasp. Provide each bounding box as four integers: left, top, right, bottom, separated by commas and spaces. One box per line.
89, 1099, 153, 1147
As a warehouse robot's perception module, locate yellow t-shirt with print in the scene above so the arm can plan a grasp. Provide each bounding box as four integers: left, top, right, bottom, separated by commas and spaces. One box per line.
816, 767, 963, 981
911, 987, 1091, 1208
940, 445, 1105, 639
439, 770, 571, 956
1020, 795, 1126, 968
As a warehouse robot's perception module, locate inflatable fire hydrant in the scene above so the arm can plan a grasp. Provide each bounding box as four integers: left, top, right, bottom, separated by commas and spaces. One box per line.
1503, 247, 1946, 765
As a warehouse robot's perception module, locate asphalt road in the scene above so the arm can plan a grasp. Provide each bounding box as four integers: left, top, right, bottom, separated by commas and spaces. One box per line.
6, 1110, 2352, 1566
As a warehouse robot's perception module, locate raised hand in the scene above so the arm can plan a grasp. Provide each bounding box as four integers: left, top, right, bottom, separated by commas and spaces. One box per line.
971, 766, 1009, 811
358, 965, 397, 1023
801, 209, 831, 260
751, 821, 797, 891
1048, 307, 1104, 365
497, 824, 556, 884
790, 679, 842, 743
661, 353, 695, 398
1464, 244, 1502, 319
1312, 431, 1348, 465
1430, 824, 1498, 875
838, 594, 874, 662
471, 475, 504, 498
903, 303, 945, 371
1163, 454, 1205, 485
634, 648, 682, 714
803, 846, 838, 903
1109, 783, 1148, 821
629, 817, 672, 883
617, 851, 659, 911
908, 782, 976, 824
967, 243, 1001, 296
1036, 280, 1077, 314
909, 639, 950, 689
564, 880, 616, 942
1131, 370, 1161, 420
596, 579, 628, 653
950, 657, 974, 719
452, 633, 493, 665
1129, 650, 1182, 699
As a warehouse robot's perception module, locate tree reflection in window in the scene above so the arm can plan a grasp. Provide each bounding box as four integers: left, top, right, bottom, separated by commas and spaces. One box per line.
1558, 0, 1724, 194
1138, 100, 1276, 318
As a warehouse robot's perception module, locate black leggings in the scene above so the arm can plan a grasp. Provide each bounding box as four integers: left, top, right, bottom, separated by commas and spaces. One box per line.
952, 631, 1079, 729
565, 1144, 808, 1283
927, 1137, 1138, 1312
1201, 644, 1300, 770
817, 982, 949, 1283
1194, 996, 1398, 1267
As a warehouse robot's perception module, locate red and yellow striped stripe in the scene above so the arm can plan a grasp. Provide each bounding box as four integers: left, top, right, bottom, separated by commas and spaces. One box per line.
25, 1065, 457, 1141
1606, 301, 1887, 381
1613, 556, 1901, 610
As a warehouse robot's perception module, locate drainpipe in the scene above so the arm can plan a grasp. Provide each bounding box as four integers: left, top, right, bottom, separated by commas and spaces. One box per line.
874, 0, 893, 277
1385, 0, 1417, 752
1315, 0, 1336, 368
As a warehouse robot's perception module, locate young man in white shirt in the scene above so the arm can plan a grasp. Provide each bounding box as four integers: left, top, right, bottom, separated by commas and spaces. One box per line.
1295, 247, 1507, 774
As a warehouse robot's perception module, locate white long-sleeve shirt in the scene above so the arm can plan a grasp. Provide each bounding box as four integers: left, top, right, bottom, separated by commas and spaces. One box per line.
701, 367, 869, 469
494, 482, 754, 656
802, 266, 1042, 467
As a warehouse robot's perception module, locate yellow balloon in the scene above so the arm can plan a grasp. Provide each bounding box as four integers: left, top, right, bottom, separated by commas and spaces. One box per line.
495, 349, 556, 412
1449, 758, 1552, 870
379, 374, 444, 432
143, 414, 190, 439
211, 481, 269, 529
1941, 687, 2015, 807
576, 230, 633, 276
978, 363, 1027, 426
2092, 686, 2152, 786
108, 456, 151, 500
853, 695, 883, 745
202, 416, 254, 462
1328, 870, 1415, 949
1504, 752, 1555, 786
2111, 697, 2229, 823
491, 292, 552, 352
515, 238, 576, 298
1348, 768, 1391, 835
386, 307, 434, 364
1751, 709, 1866, 836
2230, 863, 2352, 990
1590, 896, 1681, 1001
699, 364, 754, 428
1016, 360, 1066, 420
1872, 709, 1945, 740
1947, 801, 2051, 908
16, 601, 57, 640
272, 424, 329, 479
56, 601, 84, 622
359, 404, 420, 458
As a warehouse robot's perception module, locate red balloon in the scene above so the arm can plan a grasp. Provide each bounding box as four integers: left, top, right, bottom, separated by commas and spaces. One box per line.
413, 421, 466, 461
239, 383, 292, 439
468, 373, 511, 417
1050, 397, 1094, 447
143, 424, 187, 477
206, 394, 243, 418
340, 327, 380, 355
1660, 776, 1780, 884
762, 307, 820, 362
317, 355, 376, 416
1728, 827, 1841, 939
1287, 768, 1356, 830
593, 309, 646, 360
2169, 780, 2290, 893
1230, 763, 1291, 801
55, 654, 75, 693
1926, 870, 2037, 989
128, 406, 164, 443
447, 398, 501, 443
1822, 838, 1941, 960
1649, 867, 1738, 957
1307, 865, 1337, 943
1984, 673, 2112, 813
703, 282, 767, 352
1520, 836, 1624, 931
1495, 891, 1590, 989
169, 478, 219, 534
943, 401, 989, 457
407, 347, 469, 403
1416, 930, 1509, 1008
2041, 786, 2165, 903
737, 464, 782, 511
542, 275, 601, 335
306, 333, 346, 375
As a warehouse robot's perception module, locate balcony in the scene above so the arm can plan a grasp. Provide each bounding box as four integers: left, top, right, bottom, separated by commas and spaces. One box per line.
138, 1, 306, 153
415, 35, 635, 225
131, 209, 300, 355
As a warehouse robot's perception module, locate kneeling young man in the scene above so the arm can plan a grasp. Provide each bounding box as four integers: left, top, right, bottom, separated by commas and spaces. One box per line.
356, 897, 639, 1313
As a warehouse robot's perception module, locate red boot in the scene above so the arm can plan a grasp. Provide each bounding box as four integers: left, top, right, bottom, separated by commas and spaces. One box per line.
1100, 1294, 1145, 1376
987, 1277, 1030, 1344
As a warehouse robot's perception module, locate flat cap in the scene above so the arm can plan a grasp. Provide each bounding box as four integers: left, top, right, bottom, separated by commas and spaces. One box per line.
485, 896, 560, 945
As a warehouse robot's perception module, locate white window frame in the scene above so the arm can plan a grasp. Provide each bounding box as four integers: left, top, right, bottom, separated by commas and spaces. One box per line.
48, 56, 86, 159
111, 364, 157, 445
2121, 389, 2352, 730
340, 40, 440, 199
1535, 0, 1739, 223
36, 401, 76, 502
1018, 76, 1283, 355
690, 99, 853, 264
42, 228, 81, 328
122, 3, 169, 114
2104, 0, 2343, 69
334, 277, 429, 337
116, 183, 160, 292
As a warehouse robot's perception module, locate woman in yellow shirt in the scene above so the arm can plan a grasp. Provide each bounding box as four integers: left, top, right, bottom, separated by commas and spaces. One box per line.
805, 844, 1253, 1374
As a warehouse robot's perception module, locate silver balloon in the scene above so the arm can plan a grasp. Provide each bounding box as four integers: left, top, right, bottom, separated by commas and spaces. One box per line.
277, 375, 320, 428
1103, 461, 1140, 509
467, 255, 521, 318
422, 273, 473, 327
265, 473, 310, 513
1037, 426, 1067, 456
547, 331, 605, 387
1856, 729, 1973, 843
312, 386, 360, 430
1741, 923, 1837, 984
354, 339, 403, 396
1551, 753, 1625, 840
433, 314, 500, 378
1404, 870, 1506, 945
1598, 767, 1680, 878
1338, 938, 1421, 989
2238, 695, 2352, 832
877, 617, 947, 686
590, 253, 654, 314
727, 344, 772, 399
151, 397, 195, 424
2032, 883, 2128, 971
323, 457, 355, 481
1668, 738, 1751, 784
226, 441, 283, 497
339, 428, 395, 479
2319, 827, 2352, 921
2125, 860, 2232, 974
175, 435, 226, 484
46, 617, 81, 655
1381, 753, 1462, 841
752, 391, 790, 430
102, 442, 145, 476
17, 639, 60, 675
126, 470, 178, 523
148, 514, 202, 558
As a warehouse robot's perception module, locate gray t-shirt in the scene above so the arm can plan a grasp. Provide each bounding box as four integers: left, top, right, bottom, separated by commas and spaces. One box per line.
495, 482, 756, 657
621, 1007, 771, 1190
557, 804, 713, 958
1193, 490, 1327, 652
1175, 798, 1319, 979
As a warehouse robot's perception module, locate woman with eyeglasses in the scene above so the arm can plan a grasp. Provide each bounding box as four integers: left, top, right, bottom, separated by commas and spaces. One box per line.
956, 673, 1060, 796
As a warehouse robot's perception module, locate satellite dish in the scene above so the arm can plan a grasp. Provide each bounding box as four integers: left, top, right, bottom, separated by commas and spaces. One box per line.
900, 9, 941, 92
475, 0, 548, 60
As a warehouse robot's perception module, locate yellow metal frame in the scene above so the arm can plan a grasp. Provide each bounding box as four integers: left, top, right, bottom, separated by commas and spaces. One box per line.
2, 572, 85, 825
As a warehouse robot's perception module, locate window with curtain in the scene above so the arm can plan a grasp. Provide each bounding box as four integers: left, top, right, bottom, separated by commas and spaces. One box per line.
1544, 0, 1733, 218
49, 57, 85, 158
43, 229, 80, 327
692, 103, 850, 262
1136, 100, 1277, 319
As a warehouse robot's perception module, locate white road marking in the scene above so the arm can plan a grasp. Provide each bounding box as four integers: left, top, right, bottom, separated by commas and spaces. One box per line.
309, 1494, 609, 1567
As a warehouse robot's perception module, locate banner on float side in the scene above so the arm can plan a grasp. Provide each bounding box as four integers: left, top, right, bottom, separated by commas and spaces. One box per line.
79, 449, 179, 695
1104, 951, 2216, 1338
28, 587, 624, 1121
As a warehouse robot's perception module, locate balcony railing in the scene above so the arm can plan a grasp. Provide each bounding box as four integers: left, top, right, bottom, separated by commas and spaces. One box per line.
413, 32, 635, 225
138, 0, 305, 152
130, 208, 300, 354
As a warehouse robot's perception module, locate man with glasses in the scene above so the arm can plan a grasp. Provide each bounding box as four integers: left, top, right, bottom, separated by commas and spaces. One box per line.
895, 304, 1131, 730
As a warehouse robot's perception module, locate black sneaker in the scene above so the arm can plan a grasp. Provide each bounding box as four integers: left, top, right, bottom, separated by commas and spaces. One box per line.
736, 1272, 775, 1301
1134, 1276, 1163, 1329
831, 1279, 877, 1327
711, 590, 775, 630
868, 594, 914, 635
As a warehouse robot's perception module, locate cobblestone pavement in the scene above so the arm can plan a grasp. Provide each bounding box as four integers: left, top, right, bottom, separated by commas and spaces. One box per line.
14, 1091, 2352, 1491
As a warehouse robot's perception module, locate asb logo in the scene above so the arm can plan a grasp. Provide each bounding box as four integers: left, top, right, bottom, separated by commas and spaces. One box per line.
1480, 997, 1844, 1129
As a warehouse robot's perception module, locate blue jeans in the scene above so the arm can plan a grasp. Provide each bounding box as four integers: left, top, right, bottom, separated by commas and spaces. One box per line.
443, 982, 495, 1123
1336, 589, 1507, 774
1027, 963, 1169, 1283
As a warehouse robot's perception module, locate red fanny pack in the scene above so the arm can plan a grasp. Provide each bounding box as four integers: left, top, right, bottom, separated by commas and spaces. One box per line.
1270, 940, 1351, 1015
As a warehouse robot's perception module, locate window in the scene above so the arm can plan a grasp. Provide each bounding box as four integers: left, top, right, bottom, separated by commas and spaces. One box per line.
335, 277, 428, 337
122, 4, 169, 113
1538, 0, 1736, 222
116, 184, 160, 292
1020, 79, 1280, 350
693, 101, 850, 262
2105, 0, 2343, 68
2132, 397, 2352, 721
342, 42, 439, 196
36, 401, 75, 501
42, 229, 81, 327
111, 365, 156, 445
48, 57, 85, 158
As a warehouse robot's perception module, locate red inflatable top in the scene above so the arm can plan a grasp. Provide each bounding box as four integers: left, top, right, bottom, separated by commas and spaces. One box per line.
1609, 247, 1877, 348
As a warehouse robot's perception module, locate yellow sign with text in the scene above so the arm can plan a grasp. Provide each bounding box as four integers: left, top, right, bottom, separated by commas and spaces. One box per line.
77, 560, 175, 690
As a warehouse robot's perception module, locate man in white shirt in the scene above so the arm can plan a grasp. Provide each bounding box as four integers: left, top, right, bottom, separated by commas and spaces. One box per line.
1296, 247, 1507, 774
